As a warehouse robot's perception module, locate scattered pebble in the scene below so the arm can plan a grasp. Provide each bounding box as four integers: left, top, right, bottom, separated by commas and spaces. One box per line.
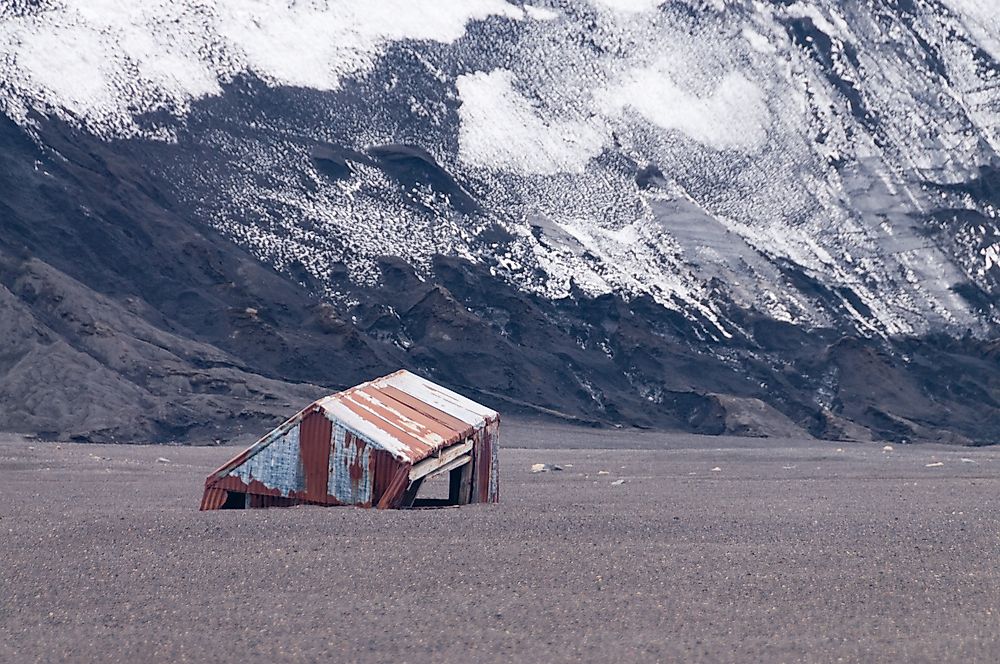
882, 445, 894, 452
836, 448, 844, 453
711, 467, 722, 472
156, 457, 171, 464
610, 479, 625, 486
925, 462, 944, 468
782, 465, 796, 470
597, 470, 610, 475
960, 458, 976, 464
530, 463, 563, 473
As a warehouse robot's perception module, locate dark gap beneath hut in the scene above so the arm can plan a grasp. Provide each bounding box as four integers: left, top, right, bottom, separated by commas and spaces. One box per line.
220, 491, 247, 509
405, 464, 472, 509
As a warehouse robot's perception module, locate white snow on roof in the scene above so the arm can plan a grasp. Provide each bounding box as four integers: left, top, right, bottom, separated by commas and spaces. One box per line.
378, 370, 497, 427
316, 371, 497, 462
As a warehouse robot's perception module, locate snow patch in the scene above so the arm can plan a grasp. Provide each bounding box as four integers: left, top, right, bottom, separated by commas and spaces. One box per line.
941, 0, 1000, 62
456, 69, 607, 175
457, 57, 772, 174
592, 0, 662, 12
0, 0, 523, 137
983, 242, 1000, 272
523, 4, 560, 20
600, 61, 772, 151
742, 27, 777, 54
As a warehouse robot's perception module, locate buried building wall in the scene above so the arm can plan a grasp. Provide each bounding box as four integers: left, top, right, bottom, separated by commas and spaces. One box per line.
200, 370, 500, 510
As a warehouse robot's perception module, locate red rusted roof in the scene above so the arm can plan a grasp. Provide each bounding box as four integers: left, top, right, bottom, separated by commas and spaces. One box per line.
314, 370, 497, 464
208, 370, 498, 485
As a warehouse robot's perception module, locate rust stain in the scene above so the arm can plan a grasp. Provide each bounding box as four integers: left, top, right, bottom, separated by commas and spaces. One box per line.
371, 385, 469, 444
376, 463, 412, 509
370, 448, 396, 506
199, 487, 227, 511
299, 410, 332, 501
335, 393, 438, 461
348, 453, 364, 483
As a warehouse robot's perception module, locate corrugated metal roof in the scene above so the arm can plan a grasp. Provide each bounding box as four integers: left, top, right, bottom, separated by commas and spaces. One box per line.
317, 370, 498, 463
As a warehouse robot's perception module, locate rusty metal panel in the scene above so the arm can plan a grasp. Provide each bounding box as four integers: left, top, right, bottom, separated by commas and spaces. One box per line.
328, 425, 373, 506
376, 462, 412, 509
299, 410, 332, 502
315, 370, 498, 465
200, 487, 227, 511
375, 385, 471, 437
370, 448, 398, 506
230, 422, 304, 497
380, 370, 495, 427
469, 416, 500, 503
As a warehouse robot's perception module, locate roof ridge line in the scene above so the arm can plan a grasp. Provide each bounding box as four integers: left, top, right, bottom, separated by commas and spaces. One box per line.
375, 387, 472, 441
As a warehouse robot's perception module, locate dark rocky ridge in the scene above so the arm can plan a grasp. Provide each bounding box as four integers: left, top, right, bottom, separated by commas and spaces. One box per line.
0, 112, 997, 444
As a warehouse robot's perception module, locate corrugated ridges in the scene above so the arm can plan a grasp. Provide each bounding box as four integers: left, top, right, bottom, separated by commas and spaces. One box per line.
319, 369, 498, 463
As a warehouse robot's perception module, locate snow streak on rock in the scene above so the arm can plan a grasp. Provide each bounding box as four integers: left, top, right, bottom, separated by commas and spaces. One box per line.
1, 0, 998, 341
0, 0, 523, 137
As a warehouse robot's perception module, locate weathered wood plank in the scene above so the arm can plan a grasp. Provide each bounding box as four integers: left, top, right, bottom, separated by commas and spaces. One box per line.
458, 455, 473, 504
449, 456, 474, 505
408, 440, 473, 481
401, 477, 424, 508
424, 454, 470, 482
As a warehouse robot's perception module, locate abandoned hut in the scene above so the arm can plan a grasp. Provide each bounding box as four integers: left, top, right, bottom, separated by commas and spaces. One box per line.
200, 370, 499, 510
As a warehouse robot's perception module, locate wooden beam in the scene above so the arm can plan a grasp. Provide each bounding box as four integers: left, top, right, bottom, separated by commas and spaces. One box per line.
408, 440, 473, 481
449, 457, 473, 505
423, 454, 470, 482
401, 477, 424, 508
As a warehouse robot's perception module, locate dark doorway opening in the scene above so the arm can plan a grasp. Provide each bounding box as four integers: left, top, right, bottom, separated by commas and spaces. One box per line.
405, 461, 474, 508
220, 491, 248, 509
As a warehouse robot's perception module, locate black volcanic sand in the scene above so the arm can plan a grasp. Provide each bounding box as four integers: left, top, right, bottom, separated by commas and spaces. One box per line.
2, 426, 1000, 663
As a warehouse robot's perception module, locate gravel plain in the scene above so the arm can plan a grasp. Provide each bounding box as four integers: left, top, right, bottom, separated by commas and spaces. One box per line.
2, 424, 1000, 663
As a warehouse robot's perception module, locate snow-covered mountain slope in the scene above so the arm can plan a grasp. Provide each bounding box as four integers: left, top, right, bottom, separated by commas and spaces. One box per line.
0, 0, 998, 442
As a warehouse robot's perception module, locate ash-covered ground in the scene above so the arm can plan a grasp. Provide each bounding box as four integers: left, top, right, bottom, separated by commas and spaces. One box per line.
2, 424, 999, 663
